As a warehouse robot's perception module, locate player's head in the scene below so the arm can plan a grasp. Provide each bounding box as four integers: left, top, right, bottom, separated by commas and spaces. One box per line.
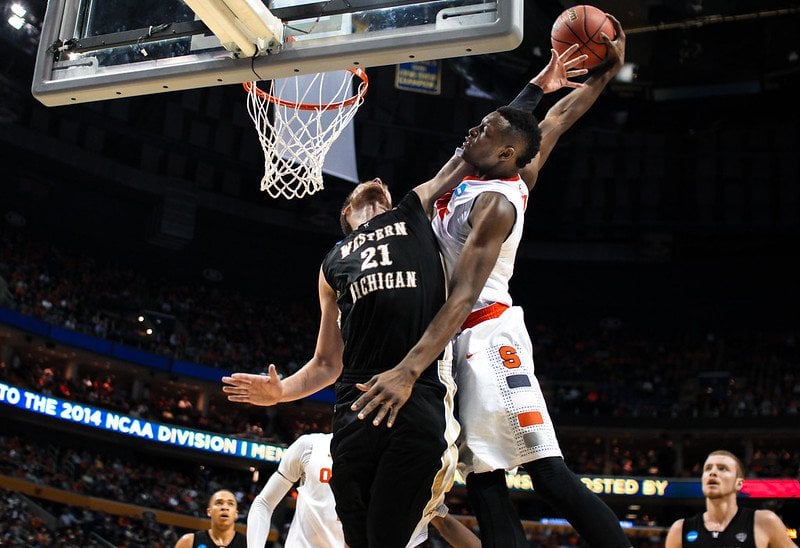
339, 178, 392, 235
701, 450, 745, 500
462, 107, 541, 174
206, 489, 239, 526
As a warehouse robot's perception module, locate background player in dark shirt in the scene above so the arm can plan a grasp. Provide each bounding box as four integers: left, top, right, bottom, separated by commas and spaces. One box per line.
174, 489, 246, 548
665, 450, 794, 547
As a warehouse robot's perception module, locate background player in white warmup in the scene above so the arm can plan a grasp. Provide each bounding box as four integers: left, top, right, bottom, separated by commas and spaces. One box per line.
247, 433, 343, 548
351, 17, 633, 548
248, 432, 479, 548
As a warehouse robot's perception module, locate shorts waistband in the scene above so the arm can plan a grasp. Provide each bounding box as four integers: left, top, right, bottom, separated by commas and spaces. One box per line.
339, 370, 383, 384
461, 302, 510, 330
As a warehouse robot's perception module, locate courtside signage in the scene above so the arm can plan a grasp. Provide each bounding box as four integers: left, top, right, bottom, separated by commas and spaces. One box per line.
452, 469, 800, 499
0, 382, 285, 463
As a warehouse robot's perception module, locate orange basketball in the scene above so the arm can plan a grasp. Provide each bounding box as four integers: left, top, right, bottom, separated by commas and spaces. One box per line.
551, 5, 616, 70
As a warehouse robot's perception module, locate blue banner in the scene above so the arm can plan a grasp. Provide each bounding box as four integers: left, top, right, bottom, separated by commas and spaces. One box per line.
0, 382, 286, 463
395, 61, 442, 95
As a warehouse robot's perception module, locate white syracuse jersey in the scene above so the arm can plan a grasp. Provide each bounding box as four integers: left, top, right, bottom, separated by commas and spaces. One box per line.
432, 175, 528, 310
280, 433, 343, 547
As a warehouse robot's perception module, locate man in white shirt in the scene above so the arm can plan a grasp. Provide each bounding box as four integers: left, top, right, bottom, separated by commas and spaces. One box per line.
247, 433, 342, 548
246, 432, 479, 548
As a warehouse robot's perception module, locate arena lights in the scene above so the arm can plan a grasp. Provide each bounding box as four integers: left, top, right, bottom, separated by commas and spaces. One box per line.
10, 3, 26, 17
7, 14, 24, 29
6, 2, 38, 36
7, 2, 28, 29
615, 62, 637, 83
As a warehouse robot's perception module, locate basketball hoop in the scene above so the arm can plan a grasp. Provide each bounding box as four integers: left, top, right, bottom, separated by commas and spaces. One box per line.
243, 68, 369, 199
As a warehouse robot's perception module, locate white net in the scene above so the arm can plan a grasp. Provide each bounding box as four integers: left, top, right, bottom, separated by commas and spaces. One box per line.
245, 69, 368, 199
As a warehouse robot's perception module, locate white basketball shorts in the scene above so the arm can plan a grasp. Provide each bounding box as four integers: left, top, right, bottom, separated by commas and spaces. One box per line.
454, 306, 562, 475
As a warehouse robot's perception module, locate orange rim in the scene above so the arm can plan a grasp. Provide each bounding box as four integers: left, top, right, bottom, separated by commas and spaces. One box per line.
242, 68, 369, 111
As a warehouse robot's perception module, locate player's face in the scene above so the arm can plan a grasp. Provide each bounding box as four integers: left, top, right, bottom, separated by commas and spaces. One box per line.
207, 490, 238, 525
462, 112, 514, 169
701, 455, 743, 499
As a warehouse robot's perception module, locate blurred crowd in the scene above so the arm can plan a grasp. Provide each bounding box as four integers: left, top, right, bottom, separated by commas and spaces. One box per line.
4, 343, 799, 479
0, 351, 332, 447
0, 487, 181, 547
3, 230, 800, 424
2, 229, 800, 479
0, 435, 253, 520
1, 434, 667, 547
1, 231, 318, 373
531, 321, 800, 421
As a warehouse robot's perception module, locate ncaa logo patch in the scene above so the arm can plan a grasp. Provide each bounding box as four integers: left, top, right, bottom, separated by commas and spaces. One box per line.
735, 532, 748, 542
453, 182, 468, 196
685, 530, 699, 542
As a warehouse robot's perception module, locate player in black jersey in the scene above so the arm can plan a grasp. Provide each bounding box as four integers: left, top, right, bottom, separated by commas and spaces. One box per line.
174, 489, 246, 548
222, 161, 472, 547
665, 451, 794, 548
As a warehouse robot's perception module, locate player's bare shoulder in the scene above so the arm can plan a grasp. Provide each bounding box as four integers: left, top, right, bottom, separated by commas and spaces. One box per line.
754, 509, 795, 546
664, 518, 685, 548
174, 532, 194, 548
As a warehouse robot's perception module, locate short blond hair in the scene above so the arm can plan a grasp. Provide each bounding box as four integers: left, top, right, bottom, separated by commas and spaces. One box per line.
339, 179, 391, 235
707, 450, 745, 478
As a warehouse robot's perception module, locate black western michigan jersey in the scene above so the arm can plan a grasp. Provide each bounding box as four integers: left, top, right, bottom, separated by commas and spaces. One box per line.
681, 507, 757, 547
192, 530, 246, 548
322, 191, 447, 384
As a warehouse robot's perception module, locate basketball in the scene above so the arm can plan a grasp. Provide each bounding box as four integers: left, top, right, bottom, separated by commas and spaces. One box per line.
551, 5, 616, 70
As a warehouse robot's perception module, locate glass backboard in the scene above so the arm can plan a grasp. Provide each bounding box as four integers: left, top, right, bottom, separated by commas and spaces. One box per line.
32, 0, 523, 106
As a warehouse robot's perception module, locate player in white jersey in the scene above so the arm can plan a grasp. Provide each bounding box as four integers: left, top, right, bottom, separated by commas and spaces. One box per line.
247, 431, 480, 548
432, 174, 563, 474
351, 16, 633, 548
247, 433, 343, 548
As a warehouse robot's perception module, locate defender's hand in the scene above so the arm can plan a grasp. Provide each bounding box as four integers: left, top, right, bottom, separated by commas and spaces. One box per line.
222, 364, 283, 406
350, 367, 418, 428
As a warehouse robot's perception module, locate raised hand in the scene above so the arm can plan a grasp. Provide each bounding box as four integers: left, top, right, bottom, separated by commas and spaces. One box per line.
601, 14, 626, 71
222, 364, 284, 406
349, 366, 419, 428
531, 43, 589, 94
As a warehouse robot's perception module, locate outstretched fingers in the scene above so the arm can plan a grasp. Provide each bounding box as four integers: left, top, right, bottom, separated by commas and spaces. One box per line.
557, 47, 588, 88
558, 43, 581, 63
221, 368, 279, 404
222, 376, 252, 402
563, 55, 589, 70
